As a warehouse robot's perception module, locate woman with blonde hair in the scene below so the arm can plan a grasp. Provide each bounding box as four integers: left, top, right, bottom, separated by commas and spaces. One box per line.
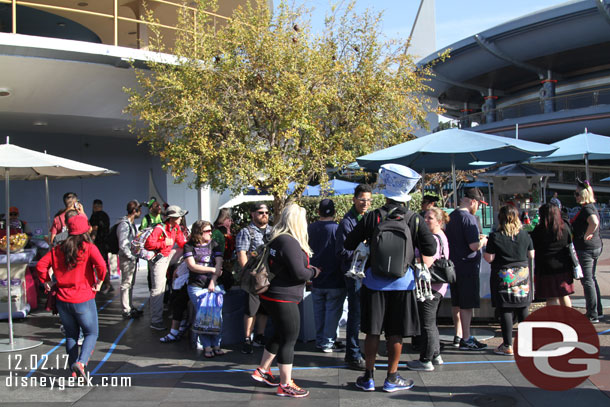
571, 179, 603, 322
250, 204, 320, 398
484, 205, 534, 356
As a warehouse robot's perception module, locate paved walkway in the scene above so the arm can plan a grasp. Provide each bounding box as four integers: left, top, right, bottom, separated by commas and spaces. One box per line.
1, 240, 610, 406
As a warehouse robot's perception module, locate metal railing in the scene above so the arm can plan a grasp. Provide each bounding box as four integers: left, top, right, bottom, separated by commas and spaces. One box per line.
444, 87, 610, 129
0, 0, 230, 48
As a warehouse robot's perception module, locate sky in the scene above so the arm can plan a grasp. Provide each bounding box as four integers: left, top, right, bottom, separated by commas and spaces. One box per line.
302, 0, 567, 51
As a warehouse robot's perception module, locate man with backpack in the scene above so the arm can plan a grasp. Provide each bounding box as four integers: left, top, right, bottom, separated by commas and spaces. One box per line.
116, 200, 143, 319
236, 202, 273, 354
344, 164, 436, 393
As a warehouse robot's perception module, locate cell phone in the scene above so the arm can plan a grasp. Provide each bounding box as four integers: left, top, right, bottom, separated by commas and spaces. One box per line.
151, 253, 164, 264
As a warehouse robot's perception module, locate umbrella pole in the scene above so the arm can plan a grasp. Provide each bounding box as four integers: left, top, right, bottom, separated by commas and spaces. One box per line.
5, 168, 14, 346
451, 155, 457, 209
421, 168, 426, 196
0, 169, 43, 353
584, 154, 590, 181
45, 176, 51, 234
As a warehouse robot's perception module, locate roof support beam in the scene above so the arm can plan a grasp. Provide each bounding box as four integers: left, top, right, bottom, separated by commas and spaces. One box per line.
432, 72, 505, 97
474, 34, 561, 80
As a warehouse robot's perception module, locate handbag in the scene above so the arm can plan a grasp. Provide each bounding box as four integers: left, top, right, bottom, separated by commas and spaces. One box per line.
239, 239, 276, 295
429, 234, 456, 284
192, 290, 223, 335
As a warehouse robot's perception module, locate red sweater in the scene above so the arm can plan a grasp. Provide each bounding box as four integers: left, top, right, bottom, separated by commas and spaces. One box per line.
36, 241, 107, 303
144, 221, 186, 257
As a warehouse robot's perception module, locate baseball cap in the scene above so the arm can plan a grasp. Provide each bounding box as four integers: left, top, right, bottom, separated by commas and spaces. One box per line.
68, 214, 90, 235
250, 202, 269, 212
319, 199, 335, 217
464, 188, 488, 205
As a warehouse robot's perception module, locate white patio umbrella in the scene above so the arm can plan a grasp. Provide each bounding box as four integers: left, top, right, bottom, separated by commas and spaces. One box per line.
0, 138, 118, 352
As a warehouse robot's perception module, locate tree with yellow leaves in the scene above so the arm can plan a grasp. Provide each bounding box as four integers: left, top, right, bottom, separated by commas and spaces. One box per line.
125, 0, 439, 213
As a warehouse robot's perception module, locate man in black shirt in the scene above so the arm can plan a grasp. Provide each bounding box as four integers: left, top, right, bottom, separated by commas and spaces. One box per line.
345, 164, 436, 393
90, 199, 112, 294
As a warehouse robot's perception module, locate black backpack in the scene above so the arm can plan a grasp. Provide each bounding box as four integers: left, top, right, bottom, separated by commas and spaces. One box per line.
106, 222, 121, 255
370, 207, 416, 279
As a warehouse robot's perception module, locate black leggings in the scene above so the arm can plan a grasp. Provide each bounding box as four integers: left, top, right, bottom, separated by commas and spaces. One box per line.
499, 306, 529, 346
262, 298, 300, 364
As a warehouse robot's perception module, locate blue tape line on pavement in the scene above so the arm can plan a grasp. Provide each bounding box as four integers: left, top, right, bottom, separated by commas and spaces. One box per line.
598, 328, 610, 335
93, 359, 517, 377
25, 294, 117, 378
90, 301, 147, 376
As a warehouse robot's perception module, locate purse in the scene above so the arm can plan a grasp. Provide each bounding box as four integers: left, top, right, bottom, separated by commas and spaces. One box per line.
429, 234, 456, 284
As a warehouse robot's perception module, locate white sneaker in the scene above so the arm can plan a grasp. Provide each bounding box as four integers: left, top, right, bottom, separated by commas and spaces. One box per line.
432, 355, 443, 365
406, 359, 434, 371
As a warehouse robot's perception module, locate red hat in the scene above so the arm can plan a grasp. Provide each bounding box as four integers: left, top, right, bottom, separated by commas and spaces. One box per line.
9, 206, 19, 215
67, 214, 90, 235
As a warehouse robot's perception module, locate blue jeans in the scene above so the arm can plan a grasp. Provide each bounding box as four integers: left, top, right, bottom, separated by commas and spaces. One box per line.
56, 298, 98, 366
312, 287, 347, 349
344, 277, 363, 361
577, 247, 603, 319
187, 285, 221, 349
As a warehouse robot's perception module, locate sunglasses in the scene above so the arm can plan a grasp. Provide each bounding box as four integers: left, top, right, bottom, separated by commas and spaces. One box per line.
257, 211, 269, 215
202, 229, 213, 233
9, 212, 18, 216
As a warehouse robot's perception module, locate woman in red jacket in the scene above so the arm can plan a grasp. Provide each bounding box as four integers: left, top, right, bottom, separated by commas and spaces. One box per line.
37, 214, 106, 379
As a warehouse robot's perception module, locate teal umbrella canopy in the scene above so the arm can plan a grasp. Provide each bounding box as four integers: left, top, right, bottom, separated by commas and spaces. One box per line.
530, 131, 610, 163
356, 128, 556, 172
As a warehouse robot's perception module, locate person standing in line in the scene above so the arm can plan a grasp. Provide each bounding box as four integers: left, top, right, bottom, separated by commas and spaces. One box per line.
445, 188, 488, 351
335, 184, 373, 370
308, 199, 346, 353
236, 202, 273, 354
250, 204, 320, 398
550, 191, 562, 209
117, 200, 144, 319
185, 220, 224, 357
36, 214, 106, 379
531, 203, 575, 307
484, 205, 534, 356
420, 195, 439, 216
571, 179, 603, 322
345, 164, 436, 392
406, 207, 450, 371
90, 199, 112, 294
50, 192, 87, 245
144, 205, 187, 330
141, 199, 164, 290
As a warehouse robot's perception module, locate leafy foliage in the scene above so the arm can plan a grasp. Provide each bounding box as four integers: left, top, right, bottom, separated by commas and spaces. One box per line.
125, 0, 438, 214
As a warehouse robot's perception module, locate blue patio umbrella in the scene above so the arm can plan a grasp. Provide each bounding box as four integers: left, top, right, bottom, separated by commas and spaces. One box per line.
356, 128, 556, 207
287, 182, 319, 196
529, 130, 610, 181
316, 179, 359, 196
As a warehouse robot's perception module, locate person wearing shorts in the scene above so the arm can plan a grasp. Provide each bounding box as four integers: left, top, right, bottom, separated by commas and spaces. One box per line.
236, 202, 273, 354
445, 188, 488, 351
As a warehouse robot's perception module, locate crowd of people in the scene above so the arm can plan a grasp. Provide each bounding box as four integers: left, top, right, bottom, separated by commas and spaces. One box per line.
29, 169, 604, 397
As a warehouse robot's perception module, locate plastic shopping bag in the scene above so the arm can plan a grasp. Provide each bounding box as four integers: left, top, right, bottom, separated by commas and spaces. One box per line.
192, 290, 223, 335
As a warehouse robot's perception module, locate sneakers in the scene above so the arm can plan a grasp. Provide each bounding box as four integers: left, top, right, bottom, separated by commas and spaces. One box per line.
241, 338, 253, 354
459, 337, 487, 351
71, 362, 87, 379
277, 380, 309, 398
355, 376, 375, 391
494, 344, 514, 356
251, 367, 280, 387
345, 358, 366, 371
452, 335, 461, 348
253, 334, 265, 347
432, 354, 444, 365
150, 322, 166, 331
406, 359, 434, 371
321, 341, 346, 353
383, 374, 415, 393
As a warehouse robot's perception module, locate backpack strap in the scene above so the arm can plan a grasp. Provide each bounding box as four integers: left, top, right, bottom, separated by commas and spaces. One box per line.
433, 233, 446, 258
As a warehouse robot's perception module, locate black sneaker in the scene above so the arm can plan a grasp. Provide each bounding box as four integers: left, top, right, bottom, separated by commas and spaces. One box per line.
459, 337, 487, 351
241, 338, 254, 354
122, 312, 133, 319
253, 334, 265, 347
132, 308, 144, 317
452, 335, 461, 348
345, 358, 366, 371
150, 322, 166, 331
251, 367, 280, 386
